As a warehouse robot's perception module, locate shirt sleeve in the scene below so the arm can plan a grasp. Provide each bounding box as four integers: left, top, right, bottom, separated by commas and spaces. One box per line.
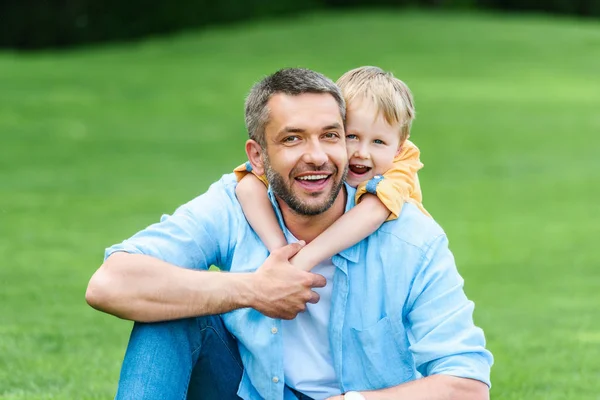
354, 140, 429, 221
233, 161, 269, 187
404, 234, 494, 387
104, 176, 240, 271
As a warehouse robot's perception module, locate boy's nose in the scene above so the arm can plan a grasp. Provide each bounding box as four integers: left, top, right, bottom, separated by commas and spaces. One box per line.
353, 145, 369, 160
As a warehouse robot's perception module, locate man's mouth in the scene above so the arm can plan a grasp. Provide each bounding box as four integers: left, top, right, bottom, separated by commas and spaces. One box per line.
294, 173, 331, 191
348, 164, 372, 176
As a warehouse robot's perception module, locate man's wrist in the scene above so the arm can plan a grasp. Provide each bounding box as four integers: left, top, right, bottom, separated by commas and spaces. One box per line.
229, 272, 258, 309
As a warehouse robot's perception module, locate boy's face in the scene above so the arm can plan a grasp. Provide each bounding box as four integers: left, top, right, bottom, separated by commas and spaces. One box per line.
344, 99, 402, 187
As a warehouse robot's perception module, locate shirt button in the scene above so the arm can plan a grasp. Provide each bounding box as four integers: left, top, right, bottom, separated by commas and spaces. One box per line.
271, 327, 278, 334
272, 376, 279, 383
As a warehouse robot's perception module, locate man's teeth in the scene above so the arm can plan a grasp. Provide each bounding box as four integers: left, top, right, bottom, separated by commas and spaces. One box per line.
297, 175, 328, 181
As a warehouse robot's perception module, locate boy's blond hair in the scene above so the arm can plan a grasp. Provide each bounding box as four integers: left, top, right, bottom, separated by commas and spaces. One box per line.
336, 66, 415, 143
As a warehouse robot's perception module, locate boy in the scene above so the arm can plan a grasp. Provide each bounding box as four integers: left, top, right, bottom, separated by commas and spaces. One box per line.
234, 66, 429, 271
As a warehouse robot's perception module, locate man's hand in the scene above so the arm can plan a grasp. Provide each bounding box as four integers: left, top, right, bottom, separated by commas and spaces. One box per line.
247, 242, 327, 319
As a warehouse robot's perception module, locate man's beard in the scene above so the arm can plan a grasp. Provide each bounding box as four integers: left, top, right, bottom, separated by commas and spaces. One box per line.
263, 153, 347, 216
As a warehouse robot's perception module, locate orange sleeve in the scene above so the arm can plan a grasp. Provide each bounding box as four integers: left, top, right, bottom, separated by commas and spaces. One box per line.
354, 140, 430, 220
233, 162, 269, 187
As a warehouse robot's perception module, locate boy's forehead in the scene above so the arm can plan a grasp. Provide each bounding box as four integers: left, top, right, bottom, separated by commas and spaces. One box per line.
347, 98, 390, 125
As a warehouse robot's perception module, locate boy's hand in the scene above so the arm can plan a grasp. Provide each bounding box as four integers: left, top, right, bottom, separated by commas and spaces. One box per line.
247, 242, 326, 319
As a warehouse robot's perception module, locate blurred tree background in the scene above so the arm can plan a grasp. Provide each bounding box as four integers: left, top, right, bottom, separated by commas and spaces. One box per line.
1, 0, 599, 49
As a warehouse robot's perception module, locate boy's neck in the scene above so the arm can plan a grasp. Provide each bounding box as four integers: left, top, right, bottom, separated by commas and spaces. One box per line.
276, 186, 347, 244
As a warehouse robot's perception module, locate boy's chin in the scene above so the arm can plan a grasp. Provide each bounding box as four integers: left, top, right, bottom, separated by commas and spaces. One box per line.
346, 174, 371, 188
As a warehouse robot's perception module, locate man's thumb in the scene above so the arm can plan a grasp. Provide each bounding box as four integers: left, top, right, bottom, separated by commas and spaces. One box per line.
278, 240, 306, 259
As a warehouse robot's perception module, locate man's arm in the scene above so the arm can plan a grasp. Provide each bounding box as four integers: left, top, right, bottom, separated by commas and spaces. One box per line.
329, 232, 492, 400
86, 178, 326, 322
327, 375, 488, 400
403, 233, 493, 389
86, 243, 325, 322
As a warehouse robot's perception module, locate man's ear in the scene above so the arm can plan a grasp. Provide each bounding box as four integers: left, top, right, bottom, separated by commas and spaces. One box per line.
245, 139, 265, 176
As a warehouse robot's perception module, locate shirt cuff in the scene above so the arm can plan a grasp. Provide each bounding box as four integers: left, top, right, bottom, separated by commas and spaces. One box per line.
104, 243, 144, 262
365, 175, 384, 195
425, 352, 493, 388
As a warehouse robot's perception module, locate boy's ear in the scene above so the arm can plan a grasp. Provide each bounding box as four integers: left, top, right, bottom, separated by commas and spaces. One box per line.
245, 139, 265, 176
395, 138, 406, 157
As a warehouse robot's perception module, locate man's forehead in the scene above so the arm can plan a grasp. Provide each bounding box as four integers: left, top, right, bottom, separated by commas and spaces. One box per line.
267, 92, 343, 127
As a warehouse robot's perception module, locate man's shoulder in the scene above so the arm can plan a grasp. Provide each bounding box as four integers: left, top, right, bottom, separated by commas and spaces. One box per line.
378, 203, 445, 251
183, 173, 242, 215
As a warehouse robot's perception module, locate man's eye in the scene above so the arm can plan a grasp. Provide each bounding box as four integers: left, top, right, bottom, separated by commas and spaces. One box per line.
346, 134, 358, 140
283, 136, 299, 143
373, 139, 385, 145
324, 132, 339, 139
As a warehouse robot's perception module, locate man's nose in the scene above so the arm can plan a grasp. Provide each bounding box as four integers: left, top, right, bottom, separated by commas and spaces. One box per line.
302, 140, 328, 167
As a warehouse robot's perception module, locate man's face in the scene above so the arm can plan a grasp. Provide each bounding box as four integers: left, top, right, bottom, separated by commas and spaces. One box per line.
262, 93, 348, 216
344, 99, 402, 187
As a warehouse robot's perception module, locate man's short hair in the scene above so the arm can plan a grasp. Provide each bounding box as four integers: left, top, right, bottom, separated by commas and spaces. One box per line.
245, 68, 346, 147
336, 66, 415, 142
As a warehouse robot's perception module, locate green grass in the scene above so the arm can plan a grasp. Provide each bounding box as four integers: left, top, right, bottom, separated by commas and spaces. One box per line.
1, 9, 599, 399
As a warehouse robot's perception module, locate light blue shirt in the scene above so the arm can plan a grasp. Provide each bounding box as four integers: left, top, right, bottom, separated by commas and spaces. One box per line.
106, 174, 493, 400
281, 257, 338, 398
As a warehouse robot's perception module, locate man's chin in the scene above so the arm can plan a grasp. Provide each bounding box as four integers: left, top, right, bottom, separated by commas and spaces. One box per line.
288, 182, 345, 216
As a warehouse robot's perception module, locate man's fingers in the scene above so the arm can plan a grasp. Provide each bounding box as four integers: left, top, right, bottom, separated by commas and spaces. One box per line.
274, 241, 306, 260
307, 290, 320, 304
308, 273, 327, 288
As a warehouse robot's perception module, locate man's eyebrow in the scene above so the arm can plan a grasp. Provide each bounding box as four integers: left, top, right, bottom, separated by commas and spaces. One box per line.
322, 123, 342, 131
276, 123, 342, 137
279, 126, 306, 134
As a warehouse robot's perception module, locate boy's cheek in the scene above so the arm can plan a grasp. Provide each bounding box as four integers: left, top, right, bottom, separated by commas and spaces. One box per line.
345, 143, 356, 157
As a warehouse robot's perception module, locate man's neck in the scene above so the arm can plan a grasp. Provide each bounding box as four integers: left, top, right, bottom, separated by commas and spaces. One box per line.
276, 187, 347, 244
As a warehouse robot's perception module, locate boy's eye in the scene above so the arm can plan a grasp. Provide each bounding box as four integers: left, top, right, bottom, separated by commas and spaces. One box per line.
346, 134, 358, 140
373, 139, 386, 145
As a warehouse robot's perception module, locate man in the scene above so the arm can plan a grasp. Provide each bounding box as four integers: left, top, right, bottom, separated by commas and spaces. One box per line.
86, 68, 493, 400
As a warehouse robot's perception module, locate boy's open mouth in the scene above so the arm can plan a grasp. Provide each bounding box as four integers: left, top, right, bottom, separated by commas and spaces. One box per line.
349, 164, 372, 176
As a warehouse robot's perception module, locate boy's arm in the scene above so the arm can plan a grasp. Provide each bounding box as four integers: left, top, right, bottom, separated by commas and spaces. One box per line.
291, 194, 389, 271
235, 173, 287, 252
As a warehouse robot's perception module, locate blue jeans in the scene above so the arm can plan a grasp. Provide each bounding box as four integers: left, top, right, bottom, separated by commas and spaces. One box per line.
115, 315, 244, 400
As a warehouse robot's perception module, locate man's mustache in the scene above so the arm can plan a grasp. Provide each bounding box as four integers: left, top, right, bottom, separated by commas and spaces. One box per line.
290, 164, 338, 176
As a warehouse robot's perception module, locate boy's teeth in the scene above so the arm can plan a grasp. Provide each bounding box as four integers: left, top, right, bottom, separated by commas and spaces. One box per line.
349, 164, 371, 174
298, 175, 328, 180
